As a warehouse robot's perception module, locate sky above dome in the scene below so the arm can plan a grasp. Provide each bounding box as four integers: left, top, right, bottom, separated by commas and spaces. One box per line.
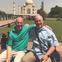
0, 0, 62, 14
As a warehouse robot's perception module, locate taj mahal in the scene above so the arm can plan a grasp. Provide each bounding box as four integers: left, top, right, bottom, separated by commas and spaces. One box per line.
13, 0, 44, 16
20, 0, 37, 16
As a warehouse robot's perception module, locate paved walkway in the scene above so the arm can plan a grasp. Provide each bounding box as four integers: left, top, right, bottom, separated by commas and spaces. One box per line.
0, 20, 15, 27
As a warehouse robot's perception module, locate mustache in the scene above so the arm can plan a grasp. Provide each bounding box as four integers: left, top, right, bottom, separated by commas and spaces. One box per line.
16, 25, 22, 27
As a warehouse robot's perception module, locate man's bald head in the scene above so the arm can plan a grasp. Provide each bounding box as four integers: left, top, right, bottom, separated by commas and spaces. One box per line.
16, 17, 23, 23
15, 17, 24, 31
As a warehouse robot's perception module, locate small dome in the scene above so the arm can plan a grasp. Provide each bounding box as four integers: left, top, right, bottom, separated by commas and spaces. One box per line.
26, 0, 33, 4
23, 4, 26, 6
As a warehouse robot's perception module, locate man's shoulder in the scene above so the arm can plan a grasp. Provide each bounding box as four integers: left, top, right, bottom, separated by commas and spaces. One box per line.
9, 28, 15, 36
9, 26, 16, 32
43, 26, 53, 35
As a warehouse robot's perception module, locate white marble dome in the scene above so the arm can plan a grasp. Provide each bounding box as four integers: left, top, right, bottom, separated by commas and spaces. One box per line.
26, 0, 33, 4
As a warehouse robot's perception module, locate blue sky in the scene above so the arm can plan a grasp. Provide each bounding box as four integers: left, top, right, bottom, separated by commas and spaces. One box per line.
0, 0, 62, 14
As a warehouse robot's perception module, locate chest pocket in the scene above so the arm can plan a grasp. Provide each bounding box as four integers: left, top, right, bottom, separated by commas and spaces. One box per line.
39, 31, 49, 40
38, 31, 51, 47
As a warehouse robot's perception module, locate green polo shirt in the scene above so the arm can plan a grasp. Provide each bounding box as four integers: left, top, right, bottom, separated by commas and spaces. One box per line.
7, 25, 34, 51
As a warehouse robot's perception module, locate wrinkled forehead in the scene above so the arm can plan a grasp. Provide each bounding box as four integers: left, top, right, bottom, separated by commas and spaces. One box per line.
16, 17, 23, 23
34, 14, 43, 21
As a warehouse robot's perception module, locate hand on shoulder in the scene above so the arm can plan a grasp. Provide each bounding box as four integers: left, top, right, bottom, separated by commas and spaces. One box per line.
25, 23, 29, 26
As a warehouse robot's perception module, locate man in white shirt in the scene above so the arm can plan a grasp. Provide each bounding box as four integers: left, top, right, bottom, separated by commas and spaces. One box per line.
22, 14, 59, 62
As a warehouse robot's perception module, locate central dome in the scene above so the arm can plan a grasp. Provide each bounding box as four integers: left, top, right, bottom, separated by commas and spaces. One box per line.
26, 0, 33, 4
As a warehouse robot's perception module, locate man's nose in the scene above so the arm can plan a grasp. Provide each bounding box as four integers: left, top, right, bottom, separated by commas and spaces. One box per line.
18, 22, 22, 25
37, 21, 40, 24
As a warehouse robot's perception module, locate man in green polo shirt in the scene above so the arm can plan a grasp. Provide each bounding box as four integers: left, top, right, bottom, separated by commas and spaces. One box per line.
0, 17, 33, 62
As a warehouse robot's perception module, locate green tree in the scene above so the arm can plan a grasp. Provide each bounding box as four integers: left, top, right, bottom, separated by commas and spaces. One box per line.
48, 5, 62, 17
37, 9, 47, 20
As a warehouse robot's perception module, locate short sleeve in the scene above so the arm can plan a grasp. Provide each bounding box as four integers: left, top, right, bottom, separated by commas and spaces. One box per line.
51, 33, 59, 46
7, 32, 13, 46
48, 32, 59, 47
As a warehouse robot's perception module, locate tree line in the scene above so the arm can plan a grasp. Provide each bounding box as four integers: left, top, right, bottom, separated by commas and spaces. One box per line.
0, 5, 62, 20
37, 5, 62, 18
0, 11, 14, 20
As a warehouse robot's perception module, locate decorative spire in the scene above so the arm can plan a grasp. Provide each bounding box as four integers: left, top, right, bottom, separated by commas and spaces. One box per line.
41, 1, 44, 10
13, 0, 16, 15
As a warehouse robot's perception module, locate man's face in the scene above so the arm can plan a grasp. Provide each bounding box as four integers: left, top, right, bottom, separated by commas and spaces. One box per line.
34, 16, 44, 28
15, 17, 23, 31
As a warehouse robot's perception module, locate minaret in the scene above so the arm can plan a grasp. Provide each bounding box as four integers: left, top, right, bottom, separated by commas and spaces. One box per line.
13, 0, 16, 15
41, 1, 44, 10
18, 5, 20, 15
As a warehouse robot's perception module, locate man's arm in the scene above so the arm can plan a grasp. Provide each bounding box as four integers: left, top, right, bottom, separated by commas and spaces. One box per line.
27, 40, 33, 50
42, 30, 59, 61
6, 46, 12, 62
42, 46, 55, 61
46, 46, 55, 56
